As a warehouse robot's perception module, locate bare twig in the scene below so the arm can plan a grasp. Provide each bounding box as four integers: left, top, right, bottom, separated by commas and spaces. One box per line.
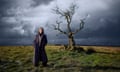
54, 20, 67, 35
72, 19, 85, 34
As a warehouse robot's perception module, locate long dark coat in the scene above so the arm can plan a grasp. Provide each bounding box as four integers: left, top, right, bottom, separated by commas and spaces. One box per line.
33, 34, 48, 66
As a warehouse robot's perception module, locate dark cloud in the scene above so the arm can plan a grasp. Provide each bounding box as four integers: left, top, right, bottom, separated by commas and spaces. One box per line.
0, 0, 16, 17
31, 0, 53, 7
73, 1, 120, 45
0, 0, 120, 45
0, 38, 33, 46
0, 0, 15, 39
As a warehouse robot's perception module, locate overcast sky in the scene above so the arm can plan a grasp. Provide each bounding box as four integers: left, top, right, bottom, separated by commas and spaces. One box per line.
0, 0, 120, 45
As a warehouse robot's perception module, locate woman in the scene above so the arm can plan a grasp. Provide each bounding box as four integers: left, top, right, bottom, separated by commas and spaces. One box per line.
33, 27, 48, 67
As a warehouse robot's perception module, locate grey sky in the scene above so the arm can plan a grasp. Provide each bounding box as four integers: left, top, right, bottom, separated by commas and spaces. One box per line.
0, 0, 120, 45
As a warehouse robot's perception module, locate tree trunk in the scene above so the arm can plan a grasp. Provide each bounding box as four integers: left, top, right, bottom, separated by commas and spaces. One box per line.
68, 35, 75, 50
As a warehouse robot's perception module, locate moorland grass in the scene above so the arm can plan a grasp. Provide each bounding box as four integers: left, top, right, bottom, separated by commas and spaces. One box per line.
0, 46, 120, 72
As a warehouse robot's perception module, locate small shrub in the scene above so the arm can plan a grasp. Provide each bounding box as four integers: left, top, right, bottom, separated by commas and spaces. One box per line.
86, 48, 96, 54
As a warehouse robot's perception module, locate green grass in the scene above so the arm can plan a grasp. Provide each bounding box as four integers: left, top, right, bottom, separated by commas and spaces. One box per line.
0, 46, 120, 72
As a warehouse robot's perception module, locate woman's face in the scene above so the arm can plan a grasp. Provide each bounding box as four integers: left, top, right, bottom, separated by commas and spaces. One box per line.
39, 28, 43, 34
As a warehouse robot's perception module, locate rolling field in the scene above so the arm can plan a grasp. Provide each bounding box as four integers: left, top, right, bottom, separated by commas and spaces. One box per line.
0, 45, 120, 72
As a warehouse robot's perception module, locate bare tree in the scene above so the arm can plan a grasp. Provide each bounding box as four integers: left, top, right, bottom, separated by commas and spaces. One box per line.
52, 3, 85, 50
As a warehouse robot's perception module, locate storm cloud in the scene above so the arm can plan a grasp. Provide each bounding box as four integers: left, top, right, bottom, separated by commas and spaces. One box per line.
0, 0, 120, 45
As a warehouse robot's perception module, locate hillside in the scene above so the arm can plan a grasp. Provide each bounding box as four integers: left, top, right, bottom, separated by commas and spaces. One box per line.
0, 46, 120, 72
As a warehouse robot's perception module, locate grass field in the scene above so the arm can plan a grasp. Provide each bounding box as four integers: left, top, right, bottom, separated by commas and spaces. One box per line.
0, 45, 120, 72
